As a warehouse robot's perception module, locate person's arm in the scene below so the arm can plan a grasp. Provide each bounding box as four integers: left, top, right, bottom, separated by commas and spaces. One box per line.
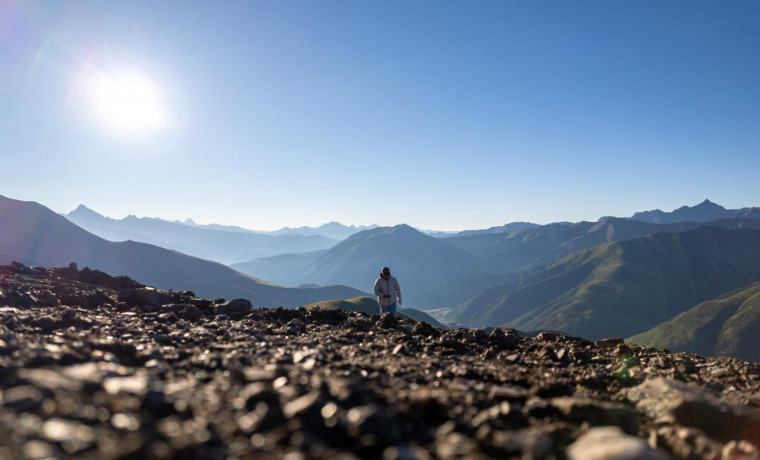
394, 279, 402, 306
373, 278, 383, 297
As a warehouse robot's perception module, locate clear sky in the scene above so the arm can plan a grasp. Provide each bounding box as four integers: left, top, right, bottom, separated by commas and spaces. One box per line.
2, 1, 759, 231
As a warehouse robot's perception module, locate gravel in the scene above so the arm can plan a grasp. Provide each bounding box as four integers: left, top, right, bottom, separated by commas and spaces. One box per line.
1, 262, 759, 459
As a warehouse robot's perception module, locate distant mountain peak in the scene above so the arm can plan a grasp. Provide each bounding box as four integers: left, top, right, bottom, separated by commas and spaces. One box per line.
369, 224, 419, 236
696, 199, 723, 208
628, 200, 736, 224
68, 204, 104, 219
270, 222, 378, 239
450, 221, 540, 237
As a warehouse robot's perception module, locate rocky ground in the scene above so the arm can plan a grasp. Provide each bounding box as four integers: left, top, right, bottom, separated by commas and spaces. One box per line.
1, 262, 759, 460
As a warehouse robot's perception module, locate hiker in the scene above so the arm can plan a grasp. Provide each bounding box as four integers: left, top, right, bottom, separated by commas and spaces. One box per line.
374, 266, 402, 315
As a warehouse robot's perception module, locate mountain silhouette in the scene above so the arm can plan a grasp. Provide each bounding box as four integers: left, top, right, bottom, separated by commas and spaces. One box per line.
451, 226, 760, 340
235, 215, 760, 311
269, 222, 378, 240
179, 218, 260, 234
627, 199, 757, 224
446, 217, 760, 274
452, 222, 540, 237
1, 195, 364, 306
628, 281, 760, 362
65, 205, 338, 265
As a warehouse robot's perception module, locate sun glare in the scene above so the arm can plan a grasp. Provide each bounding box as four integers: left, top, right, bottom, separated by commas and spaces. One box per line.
88, 71, 167, 134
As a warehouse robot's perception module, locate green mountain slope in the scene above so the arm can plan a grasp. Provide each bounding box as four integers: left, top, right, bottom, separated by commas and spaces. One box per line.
420, 272, 518, 309
628, 282, 760, 362
453, 226, 760, 340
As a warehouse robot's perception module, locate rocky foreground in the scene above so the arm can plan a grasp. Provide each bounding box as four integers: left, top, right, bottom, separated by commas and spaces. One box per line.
1, 263, 759, 460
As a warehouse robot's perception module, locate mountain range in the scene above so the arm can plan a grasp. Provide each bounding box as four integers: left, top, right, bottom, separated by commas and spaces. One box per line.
231, 203, 760, 321
627, 199, 760, 224
1, 195, 365, 306
8, 193, 760, 360
451, 221, 540, 237
443, 218, 740, 274
267, 222, 378, 240
180, 218, 260, 234
65, 205, 339, 265
179, 218, 377, 239
449, 225, 760, 340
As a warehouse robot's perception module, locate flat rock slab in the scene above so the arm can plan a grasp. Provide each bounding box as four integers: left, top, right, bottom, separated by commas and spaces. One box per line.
567, 426, 671, 460
627, 377, 760, 445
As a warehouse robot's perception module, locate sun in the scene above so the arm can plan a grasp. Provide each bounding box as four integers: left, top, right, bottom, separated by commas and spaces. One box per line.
87, 71, 167, 134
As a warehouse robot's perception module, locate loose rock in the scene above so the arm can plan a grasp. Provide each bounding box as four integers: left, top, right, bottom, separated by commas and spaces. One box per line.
567, 426, 670, 460
1, 263, 759, 460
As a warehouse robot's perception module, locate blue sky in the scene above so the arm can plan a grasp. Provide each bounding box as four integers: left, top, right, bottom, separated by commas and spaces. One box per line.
2, 1, 759, 230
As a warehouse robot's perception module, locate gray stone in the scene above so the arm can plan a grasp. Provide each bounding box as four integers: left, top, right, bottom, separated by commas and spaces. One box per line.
180, 305, 203, 321
23, 440, 56, 460
472, 401, 528, 430
567, 426, 671, 460
118, 288, 173, 307
550, 396, 638, 434
3, 385, 45, 411
488, 384, 530, 401
160, 304, 189, 314
39, 291, 59, 307
537, 331, 560, 341
41, 418, 95, 452
626, 378, 760, 444
345, 317, 372, 331
32, 316, 57, 332
489, 328, 519, 349
722, 440, 760, 460
139, 303, 159, 313
18, 368, 84, 392
217, 298, 252, 315
411, 321, 439, 337
595, 338, 625, 348
283, 391, 321, 418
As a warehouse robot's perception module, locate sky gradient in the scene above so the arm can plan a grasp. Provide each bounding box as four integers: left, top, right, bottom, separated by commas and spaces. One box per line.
2, 1, 759, 231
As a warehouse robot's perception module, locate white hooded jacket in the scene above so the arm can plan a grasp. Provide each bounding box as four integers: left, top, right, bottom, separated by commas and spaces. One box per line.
374, 275, 401, 307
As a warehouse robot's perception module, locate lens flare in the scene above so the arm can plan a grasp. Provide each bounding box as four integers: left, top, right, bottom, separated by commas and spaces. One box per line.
88, 71, 167, 134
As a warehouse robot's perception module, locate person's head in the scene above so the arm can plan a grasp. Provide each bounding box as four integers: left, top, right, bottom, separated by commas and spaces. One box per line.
381, 267, 391, 279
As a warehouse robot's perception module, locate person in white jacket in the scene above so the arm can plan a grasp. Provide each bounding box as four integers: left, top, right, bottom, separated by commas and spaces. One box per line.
373, 266, 402, 315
